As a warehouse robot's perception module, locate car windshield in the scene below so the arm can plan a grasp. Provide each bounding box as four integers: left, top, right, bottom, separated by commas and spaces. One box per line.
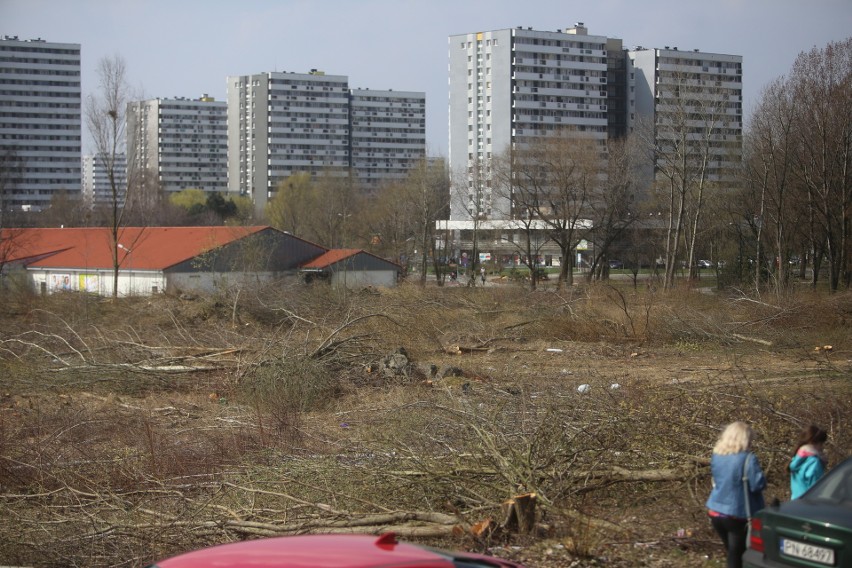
804, 458, 852, 504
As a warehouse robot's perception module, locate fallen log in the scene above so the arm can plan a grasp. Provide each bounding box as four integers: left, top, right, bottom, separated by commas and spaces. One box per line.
444, 344, 490, 354
387, 464, 700, 483
732, 333, 773, 346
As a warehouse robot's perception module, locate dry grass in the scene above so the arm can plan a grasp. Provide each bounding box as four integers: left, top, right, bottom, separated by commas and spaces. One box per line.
0, 282, 850, 567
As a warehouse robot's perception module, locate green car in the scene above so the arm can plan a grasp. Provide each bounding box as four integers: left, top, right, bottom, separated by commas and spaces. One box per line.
744, 456, 852, 567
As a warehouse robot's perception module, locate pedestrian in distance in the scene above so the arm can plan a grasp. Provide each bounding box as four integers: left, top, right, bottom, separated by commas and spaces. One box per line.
705, 421, 766, 568
480, 267, 486, 285
789, 424, 828, 499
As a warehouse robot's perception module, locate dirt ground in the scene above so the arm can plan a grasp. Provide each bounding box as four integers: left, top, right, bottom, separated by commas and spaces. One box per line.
405, 341, 849, 567
1, 287, 850, 567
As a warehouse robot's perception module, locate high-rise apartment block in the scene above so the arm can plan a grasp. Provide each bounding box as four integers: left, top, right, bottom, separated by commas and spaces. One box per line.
82, 152, 127, 205
127, 95, 228, 195
0, 36, 81, 211
350, 88, 426, 189
447, 24, 742, 222
443, 23, 744, 268
448, 24, 612, 220
227, 71, 350, 214
227, 70, 425, 216
629, 47, 743, 191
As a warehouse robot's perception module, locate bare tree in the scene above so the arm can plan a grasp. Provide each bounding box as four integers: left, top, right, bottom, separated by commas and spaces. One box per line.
743, 77, 801, 294
85, 55, 136, 297
789, 38, 852, 291
122, 167, 165, 226
507, 130, 599, 289
360, 160, 450, 284
637, 71, 741, 289
584, 135, 641, 282
266, 170, 358, 249
310, 171, 357, 249
407, 159, 450, 286
492, 150, 552, 290
449, 158, 490, 286
359, 179, 413, 269
36, 191, 90, 228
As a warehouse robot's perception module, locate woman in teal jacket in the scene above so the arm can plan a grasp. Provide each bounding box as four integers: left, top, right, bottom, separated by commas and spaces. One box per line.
706, 421, 766, 568
789, 425, 828, 499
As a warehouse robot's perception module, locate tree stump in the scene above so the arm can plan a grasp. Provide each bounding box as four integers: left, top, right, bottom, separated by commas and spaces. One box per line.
501, 492, 537, 534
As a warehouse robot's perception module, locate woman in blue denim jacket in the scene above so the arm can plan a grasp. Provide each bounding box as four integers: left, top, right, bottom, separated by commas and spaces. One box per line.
706, 421, 767, 568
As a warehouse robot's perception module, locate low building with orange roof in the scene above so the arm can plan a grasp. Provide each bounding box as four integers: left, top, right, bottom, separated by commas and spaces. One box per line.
0, 226, 329, 296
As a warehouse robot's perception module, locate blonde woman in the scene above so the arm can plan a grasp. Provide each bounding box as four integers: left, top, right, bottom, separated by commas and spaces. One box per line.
705, 421, 766, 568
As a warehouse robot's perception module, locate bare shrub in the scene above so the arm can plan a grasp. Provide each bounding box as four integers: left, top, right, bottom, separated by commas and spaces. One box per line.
237, 356, 344, 446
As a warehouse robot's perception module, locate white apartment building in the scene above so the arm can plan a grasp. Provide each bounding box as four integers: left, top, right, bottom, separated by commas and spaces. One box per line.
0, 36, 81, 211
82, 152, 127, 206
629, 47, 743, 194
227, 70, 427, 217
448, 24, 611, 221
227, 71, 352, 216
349, 89, 426, 188
127, 95, 228, 195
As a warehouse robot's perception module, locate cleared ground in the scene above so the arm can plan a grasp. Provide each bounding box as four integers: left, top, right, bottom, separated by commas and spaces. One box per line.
1, 283, 850, 567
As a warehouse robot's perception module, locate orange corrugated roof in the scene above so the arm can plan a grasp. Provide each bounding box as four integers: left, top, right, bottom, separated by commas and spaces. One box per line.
1, 226, 270, 271
301, 249, 361, 269
300, 249, 402, 270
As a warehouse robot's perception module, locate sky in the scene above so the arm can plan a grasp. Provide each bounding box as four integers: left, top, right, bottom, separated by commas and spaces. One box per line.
4, 0, 851, 157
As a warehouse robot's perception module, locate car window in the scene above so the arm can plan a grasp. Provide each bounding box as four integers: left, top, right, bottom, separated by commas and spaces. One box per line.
804, 458, 852, 504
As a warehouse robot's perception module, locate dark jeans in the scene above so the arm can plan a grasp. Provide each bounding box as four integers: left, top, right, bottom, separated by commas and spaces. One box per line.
711, 515, 749, 568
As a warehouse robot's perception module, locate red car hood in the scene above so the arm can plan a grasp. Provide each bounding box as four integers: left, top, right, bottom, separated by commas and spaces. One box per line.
150, 533, 522, 568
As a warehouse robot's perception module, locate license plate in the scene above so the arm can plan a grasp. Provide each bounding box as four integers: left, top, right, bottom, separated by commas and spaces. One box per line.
780, 538, 835, 565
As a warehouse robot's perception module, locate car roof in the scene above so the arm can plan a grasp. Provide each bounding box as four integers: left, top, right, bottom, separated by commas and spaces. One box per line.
803, 455, 852, 501
150, 533, 463, 568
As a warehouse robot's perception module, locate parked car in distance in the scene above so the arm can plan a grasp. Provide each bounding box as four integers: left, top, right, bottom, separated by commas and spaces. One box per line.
608, 259, 624, 269
697, 259, 713, 268
743, 456, 852, 568
147, 532, 527, 568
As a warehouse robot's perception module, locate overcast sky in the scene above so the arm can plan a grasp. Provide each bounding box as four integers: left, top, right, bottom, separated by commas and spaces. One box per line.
4, 0, 851, 156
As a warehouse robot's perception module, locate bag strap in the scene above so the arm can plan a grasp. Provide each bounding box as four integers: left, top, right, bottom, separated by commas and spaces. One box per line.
742, 452, 752, 519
